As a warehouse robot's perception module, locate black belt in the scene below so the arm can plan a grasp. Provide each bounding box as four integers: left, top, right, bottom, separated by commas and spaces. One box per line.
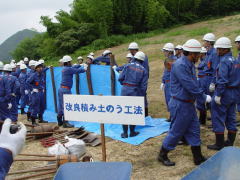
173, 96, 195, 103
123, 83, 138, 87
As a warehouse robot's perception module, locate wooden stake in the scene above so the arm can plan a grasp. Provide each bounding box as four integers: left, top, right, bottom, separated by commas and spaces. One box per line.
100, 123, 106, 162
14, 157, 56, 161
50, 66, 58, 113
18, 153, 55, 157
10, 169, 56, 180
8, 165, 56, 175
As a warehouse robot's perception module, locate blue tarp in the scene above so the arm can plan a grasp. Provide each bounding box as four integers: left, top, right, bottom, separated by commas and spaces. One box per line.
54, 162, 132, 180
182, 147, 240, 180
43, 65, 170, 145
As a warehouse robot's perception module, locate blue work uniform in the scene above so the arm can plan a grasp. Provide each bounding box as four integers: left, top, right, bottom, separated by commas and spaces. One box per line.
0, 148, 13, 179
19, 71, 29, 110
26, 69, 35, 114
196, 57, 207, 111
236, 53, 240, 112
203, 47, 219, 95
93, 56, 110, 65
57, 66, 86, 116
4, 74, 20, 122
12, 69, 21, 105
162, 55, 177, 111
162, 55, 206, 151
211, 52, 240, 133
26, 72, 45, 119
0, 75, 11, 121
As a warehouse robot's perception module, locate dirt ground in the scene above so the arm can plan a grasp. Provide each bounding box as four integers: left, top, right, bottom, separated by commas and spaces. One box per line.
8, 14, 240, 180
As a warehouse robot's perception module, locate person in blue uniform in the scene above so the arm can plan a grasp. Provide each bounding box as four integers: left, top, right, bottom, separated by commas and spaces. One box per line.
207, 37, 240, 150
3, 64, 20, 122
0, 119, 26, 179
57, 55, 87, 128
26, 62, 47, 126
174, 45, 183, 59
93, 50, 112, 65
26, 60, 36, 121
160, 43, 177, 122
19, 64, 29, 114
196, 47, 208, 125
158, 39, 212, 166
118, 51, 148, 138
235, 36, 240, 116
128, 42, 149, 117
113, 53, 133, 72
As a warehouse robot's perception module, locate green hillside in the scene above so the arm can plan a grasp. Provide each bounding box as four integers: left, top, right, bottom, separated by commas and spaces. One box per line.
0, 29, 39, 62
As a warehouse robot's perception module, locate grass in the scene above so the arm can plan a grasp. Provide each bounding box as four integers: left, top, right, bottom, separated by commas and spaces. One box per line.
13, 14, 240, 180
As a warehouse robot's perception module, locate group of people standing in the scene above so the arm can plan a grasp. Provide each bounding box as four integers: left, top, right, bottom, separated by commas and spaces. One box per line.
158, 33, 240, 166
0, 58, 48, 127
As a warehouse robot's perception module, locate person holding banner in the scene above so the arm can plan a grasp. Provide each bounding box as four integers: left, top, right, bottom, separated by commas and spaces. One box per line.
57, 55, 88, 128
118, 51, 148, 138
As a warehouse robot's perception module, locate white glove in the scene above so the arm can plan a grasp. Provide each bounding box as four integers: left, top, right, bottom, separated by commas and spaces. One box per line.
214, 96, 221, 105
209, 83, 215, 92
32, 89, 39, 93
83, 63, 88, 71
8, 103, 12, 110
11, 93, 16, 97
0, 119, 27, 157
160, 83, 165, 91
112, 65, 117, 70
24, 90, 29, 95
205, 95, 212, 103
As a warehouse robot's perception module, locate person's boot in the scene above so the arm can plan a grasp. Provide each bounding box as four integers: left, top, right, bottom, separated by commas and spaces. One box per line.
199, 110, 206, 125
207, 133, 224, 150
121, 125, 128, 138
31, 117, 38, 126
63, 119, 74, 128
21, 108, 26, 115
27, 112, 31, 121
38, 114, 47, 123
145, 107, 148, 117
57, 115, 63, 126
130, 125, 139, 137
225, 131, 236, 146
191, 146, 207, 165
158, 147, 175, 166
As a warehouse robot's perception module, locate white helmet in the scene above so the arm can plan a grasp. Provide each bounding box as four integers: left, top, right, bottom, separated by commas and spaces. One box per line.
126, 53, 133, 58
24, 57, 29, 62
235, 35, 240, 42
89, 52, 95, 56
200, 47, 207, 53
3, 64, 12, 72
20, 64, 27, 70
175, 45, 183, 50
62, 55, 72, 63
0, 61, 4, 70
134, 51, 145, 61
29, 60, 36, 67
16, 62, 22, 66
87, 55, 94, 60
35, 61, 42, 69
77, 56, 83, 60
20, 60, 24, 64
162, 43, 174, 52
39, 59, 45, 64
183, 39, 202, 52
203, 33, 216, 42
11, 59, 16, 64
214, 37, 232, 48
102, 50, 112, 56
59, 59, 63, 63
128, 42, 139, 50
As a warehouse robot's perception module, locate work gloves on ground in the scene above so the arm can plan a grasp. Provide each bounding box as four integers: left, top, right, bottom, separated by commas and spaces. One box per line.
24, 90, 29, 95
0, 119, 27, 157
7, 103, 12, 110
209, 83, 215, 92
214, 96, 221, 105
160, 83, 165, 91
205, 95, 212, 103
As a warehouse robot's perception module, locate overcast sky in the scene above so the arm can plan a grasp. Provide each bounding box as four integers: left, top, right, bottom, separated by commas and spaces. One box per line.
0, 0, 73, 44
